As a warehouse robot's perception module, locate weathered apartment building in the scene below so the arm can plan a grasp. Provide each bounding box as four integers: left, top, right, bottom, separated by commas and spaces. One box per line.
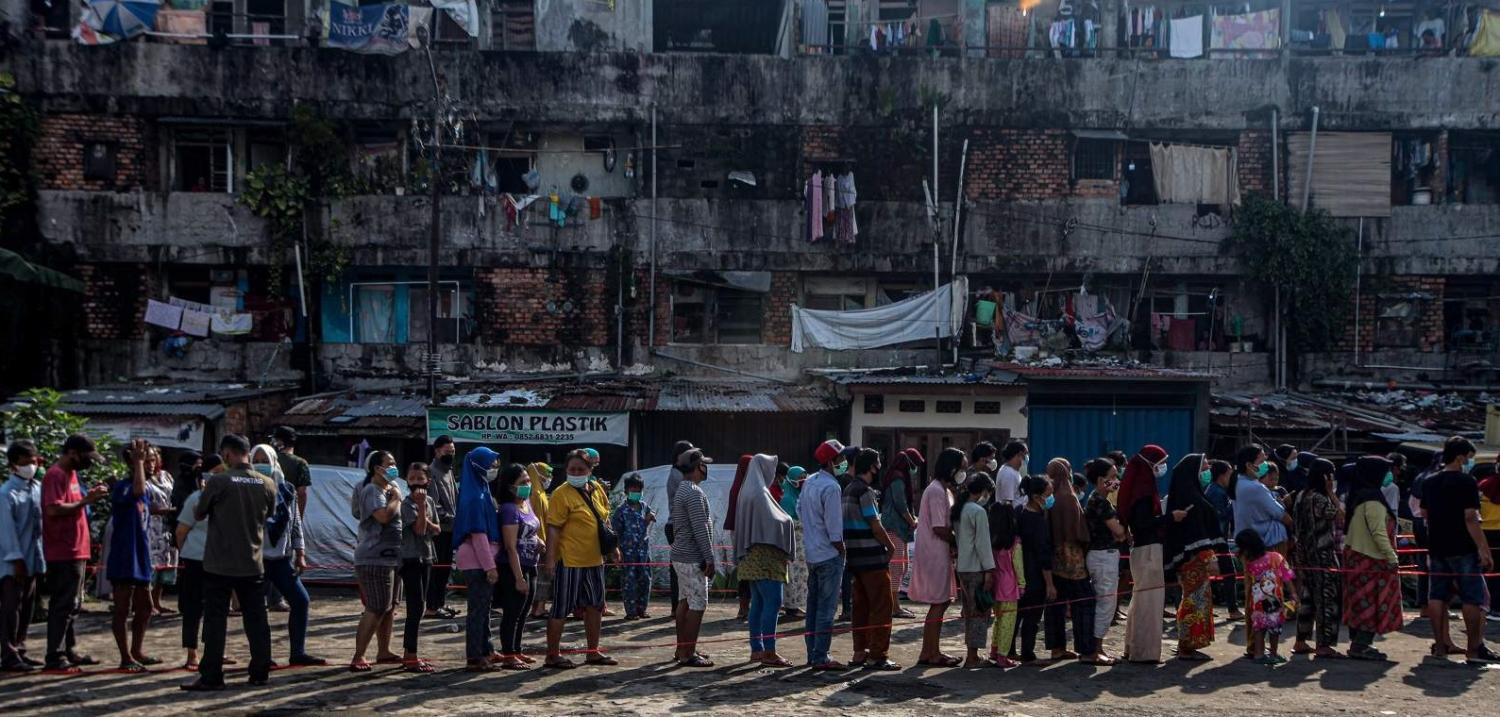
4, 0, 1500, 470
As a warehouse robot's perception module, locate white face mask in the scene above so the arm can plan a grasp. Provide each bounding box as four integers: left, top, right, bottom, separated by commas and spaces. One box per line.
1153, 461, 1168, 480
14, 465, 37, 480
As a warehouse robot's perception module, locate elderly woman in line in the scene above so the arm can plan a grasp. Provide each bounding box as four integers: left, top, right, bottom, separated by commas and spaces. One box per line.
732, 454, 797, 667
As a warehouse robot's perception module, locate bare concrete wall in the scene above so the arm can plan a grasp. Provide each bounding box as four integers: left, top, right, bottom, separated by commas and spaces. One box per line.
533, 0, 652, 52
21, 43, 1500, 130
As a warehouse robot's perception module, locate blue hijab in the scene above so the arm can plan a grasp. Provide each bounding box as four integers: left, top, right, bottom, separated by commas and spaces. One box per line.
453, 446, 500, 543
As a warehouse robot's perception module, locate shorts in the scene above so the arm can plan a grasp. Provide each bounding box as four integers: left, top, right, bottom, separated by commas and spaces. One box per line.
673, 561, 709, 611
548, 564, 605, 619
356, 564, 402, 613
1427, 554, 1490, 606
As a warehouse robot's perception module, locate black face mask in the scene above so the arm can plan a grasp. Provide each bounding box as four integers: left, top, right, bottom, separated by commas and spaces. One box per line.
76, 455, 95, 471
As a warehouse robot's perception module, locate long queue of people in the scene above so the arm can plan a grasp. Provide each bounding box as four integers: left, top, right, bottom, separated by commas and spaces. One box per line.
1, 430, 1497, 691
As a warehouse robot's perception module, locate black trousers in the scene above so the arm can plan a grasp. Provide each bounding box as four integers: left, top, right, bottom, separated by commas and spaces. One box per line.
665, 523, 679, 605
1045, 576, 1097, 655
497, 563, 537, 655
199, 571, 272, 686
44, 559, 85, 663
0, 573, 39, 666
401, 559, 431, 655
178, 559, 205, 649
1014, 583, 1047, 659
427, 532, 453, 610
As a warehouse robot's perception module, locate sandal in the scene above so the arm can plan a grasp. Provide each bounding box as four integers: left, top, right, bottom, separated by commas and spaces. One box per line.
117, 661, 147, 674
545, 657, 577, 670
676, 655, 713, 668
1086, 655, 1122, 665
499, 659, 530, 671
135, 656, 163, 666
759, 656, 795, 668
1347, 647, 1390, 661
810, 660, 846, 671
375, 655, 403, 665
1174, 652, 1211, 662
466, 660, 497, 672
349, 659, 372, 672
402, 659, 435, 674
586, 654, 619, 666
183, 661, 198, 672
917, 655, 962, 667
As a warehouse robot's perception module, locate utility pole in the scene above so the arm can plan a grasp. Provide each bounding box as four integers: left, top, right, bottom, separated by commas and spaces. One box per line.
423, 43, 442, 403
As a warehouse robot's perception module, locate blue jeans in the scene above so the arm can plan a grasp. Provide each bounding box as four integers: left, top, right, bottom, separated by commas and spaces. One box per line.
263, 557, 310, 658
1428, 553, 1490, 606
749, 579, 784, 654
804, 556, 844, 664
463, 569, 494, 661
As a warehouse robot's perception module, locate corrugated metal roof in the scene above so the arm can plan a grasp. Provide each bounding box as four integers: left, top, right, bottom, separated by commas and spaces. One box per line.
999, 362, 1213, 381
55, 403, 227, 420
825, 370, 1024, 386
654, 381, 839, 413
39, 382, 297, 406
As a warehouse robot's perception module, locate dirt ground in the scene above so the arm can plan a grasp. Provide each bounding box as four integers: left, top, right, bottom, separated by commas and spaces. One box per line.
3, 589, 1498, 716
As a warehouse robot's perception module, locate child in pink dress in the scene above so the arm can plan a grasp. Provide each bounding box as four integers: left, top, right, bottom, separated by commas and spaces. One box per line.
1237, 529, 1298, 665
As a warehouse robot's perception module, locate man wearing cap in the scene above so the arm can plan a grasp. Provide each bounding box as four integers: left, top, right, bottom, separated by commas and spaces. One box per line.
801, 439, 849, 670
425, 436, 459, 619
670, 448, 716, 666
40, 434, 108, 672
270, 427, 311, 517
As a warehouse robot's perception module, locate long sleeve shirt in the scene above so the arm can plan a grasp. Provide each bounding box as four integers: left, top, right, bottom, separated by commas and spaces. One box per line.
0, 474, 44, 575
956, 502, 996, 573
263, 479, 305, 560
1233, 476, 1288, 547
799, 470, 844, 564
430, 460, 457, 529
668, 481, 715, 567
1347, 500, 1399, 564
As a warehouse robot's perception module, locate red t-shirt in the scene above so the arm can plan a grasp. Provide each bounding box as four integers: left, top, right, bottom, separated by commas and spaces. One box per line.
42, 464, 91, 562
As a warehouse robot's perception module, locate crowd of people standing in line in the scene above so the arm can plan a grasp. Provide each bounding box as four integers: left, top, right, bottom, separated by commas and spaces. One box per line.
1, 427, 1498, 689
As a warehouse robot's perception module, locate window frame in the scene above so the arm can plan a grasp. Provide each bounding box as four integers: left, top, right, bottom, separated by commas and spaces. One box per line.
348, 280, 467, 345
1072, 138, 1117, 181
669, 281, 765, 345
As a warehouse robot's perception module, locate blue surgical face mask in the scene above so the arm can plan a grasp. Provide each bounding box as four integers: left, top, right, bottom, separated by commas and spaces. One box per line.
252, 463, 274, 476
1199, 470, 1213, 489
627, 491, 642, 502
384, 466, 399, 480
1255, 462, 1270, 478
1285, 458, 1299, 473
567, 475, 589, 489
1465, 458, 1477, 474
834, 461, 849, 476
1043, 495, 1056, 510
1382, 471, 1395, 488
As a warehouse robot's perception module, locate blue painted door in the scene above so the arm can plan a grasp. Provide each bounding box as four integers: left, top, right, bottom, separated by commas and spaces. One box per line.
1027, 406, 1195, 495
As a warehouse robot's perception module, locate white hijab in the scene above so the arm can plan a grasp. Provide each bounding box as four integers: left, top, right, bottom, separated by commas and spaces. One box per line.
731, 454, 796, 561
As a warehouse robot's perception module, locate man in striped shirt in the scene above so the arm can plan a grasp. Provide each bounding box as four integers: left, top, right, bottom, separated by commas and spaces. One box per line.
669, 449, 715, 667
843, 448, 899, 670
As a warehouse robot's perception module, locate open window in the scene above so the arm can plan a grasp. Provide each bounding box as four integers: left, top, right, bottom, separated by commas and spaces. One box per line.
347, 280, 469, 344
1120, 142, 1158, 205
491, 0, 536, 50
803, 276, 869, 311
654, 0, 788, 54
1392, 132, 1439, 206
1444, 280, 1499, 351
1374, 295, 1425, 348
172, 127, 235, 193
1073, 138, 1117, 181
671, 280, 764, 345
1447, 131, 1500, 205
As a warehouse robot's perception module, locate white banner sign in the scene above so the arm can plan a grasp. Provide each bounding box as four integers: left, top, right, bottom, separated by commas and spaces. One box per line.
427, 408, 629, 446
84, 416, 206, 451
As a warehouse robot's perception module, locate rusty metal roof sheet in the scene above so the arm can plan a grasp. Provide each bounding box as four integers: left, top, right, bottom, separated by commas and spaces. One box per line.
998, 362, 1213, 381
653, 381, 839, 413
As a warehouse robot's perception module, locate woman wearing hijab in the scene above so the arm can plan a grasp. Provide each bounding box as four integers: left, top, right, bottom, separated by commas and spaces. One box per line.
1478, 463, 1500, 617
454, 446, 502, 671
1341, 455, 1402, 661
910, 447, 967, 667
779, 465, 809, 618
1163, 454, 1227, 661
1292, 458, 1344, 658
1043, 458, 1104, 664
732, 454, 796, 667
1118, 445, 1189, 664
879, 449, 921, 620
723, 455, 755, 621
524, 462, 553, 618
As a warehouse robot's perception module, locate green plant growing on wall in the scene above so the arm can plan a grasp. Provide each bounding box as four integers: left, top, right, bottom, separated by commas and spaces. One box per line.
2, 387, 128, 540
0, 71, 40, 241
1229, 194, 1358, 352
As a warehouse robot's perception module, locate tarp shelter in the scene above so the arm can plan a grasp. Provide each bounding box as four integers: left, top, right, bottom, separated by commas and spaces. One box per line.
302, 462, 747, 582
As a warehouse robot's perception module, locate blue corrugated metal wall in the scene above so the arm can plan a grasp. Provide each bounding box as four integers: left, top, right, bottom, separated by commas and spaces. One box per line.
1028, 406, 1195, 495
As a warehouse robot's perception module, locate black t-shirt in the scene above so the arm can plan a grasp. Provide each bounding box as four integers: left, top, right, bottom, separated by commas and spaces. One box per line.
1085, 493, 1127, 551
1421, 470, 1481, 558
278, 451, 312, 490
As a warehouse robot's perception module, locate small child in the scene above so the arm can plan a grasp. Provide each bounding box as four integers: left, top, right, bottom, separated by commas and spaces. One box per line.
1237, 529, 1298, 665
1262, 463, 1290, 505
610, 474, 656, 619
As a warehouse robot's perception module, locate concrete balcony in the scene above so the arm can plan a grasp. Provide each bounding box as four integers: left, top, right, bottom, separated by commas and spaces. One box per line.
18, 40, 1500, 130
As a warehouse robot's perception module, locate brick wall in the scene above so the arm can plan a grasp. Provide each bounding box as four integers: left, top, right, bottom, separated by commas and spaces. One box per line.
476, 267, 611, 347
967, 129, 1109, 201
1237, 130, 1273, 197
35, 114, 154, 191
78, 264, 148, 340
761, 272, 797, 346
1332, 276, 1446, 354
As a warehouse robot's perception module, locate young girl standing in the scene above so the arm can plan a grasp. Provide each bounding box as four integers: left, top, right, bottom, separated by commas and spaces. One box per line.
1237, 529, 1298, 665
988, 484, 1025, 668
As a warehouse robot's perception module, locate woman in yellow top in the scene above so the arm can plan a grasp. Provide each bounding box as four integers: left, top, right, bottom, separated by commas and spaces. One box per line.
1476, 463, 1500, 618
542, 450, 618, 669
1341, 456, 1403, 661
526, 462, 553, 619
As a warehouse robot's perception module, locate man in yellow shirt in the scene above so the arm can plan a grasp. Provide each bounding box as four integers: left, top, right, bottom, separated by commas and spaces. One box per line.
542, 449, 617, 669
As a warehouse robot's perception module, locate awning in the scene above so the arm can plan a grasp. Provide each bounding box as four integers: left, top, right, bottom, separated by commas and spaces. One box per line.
662, 270, 772, 293
1071, 129, 1129, 141
0, 248, 84, 293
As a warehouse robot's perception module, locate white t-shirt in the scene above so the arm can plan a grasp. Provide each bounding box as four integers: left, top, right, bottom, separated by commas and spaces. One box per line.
996, 463, 1025, 508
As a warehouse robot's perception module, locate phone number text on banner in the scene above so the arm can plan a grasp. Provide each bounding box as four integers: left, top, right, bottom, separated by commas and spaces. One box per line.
428, 409, 629, 446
